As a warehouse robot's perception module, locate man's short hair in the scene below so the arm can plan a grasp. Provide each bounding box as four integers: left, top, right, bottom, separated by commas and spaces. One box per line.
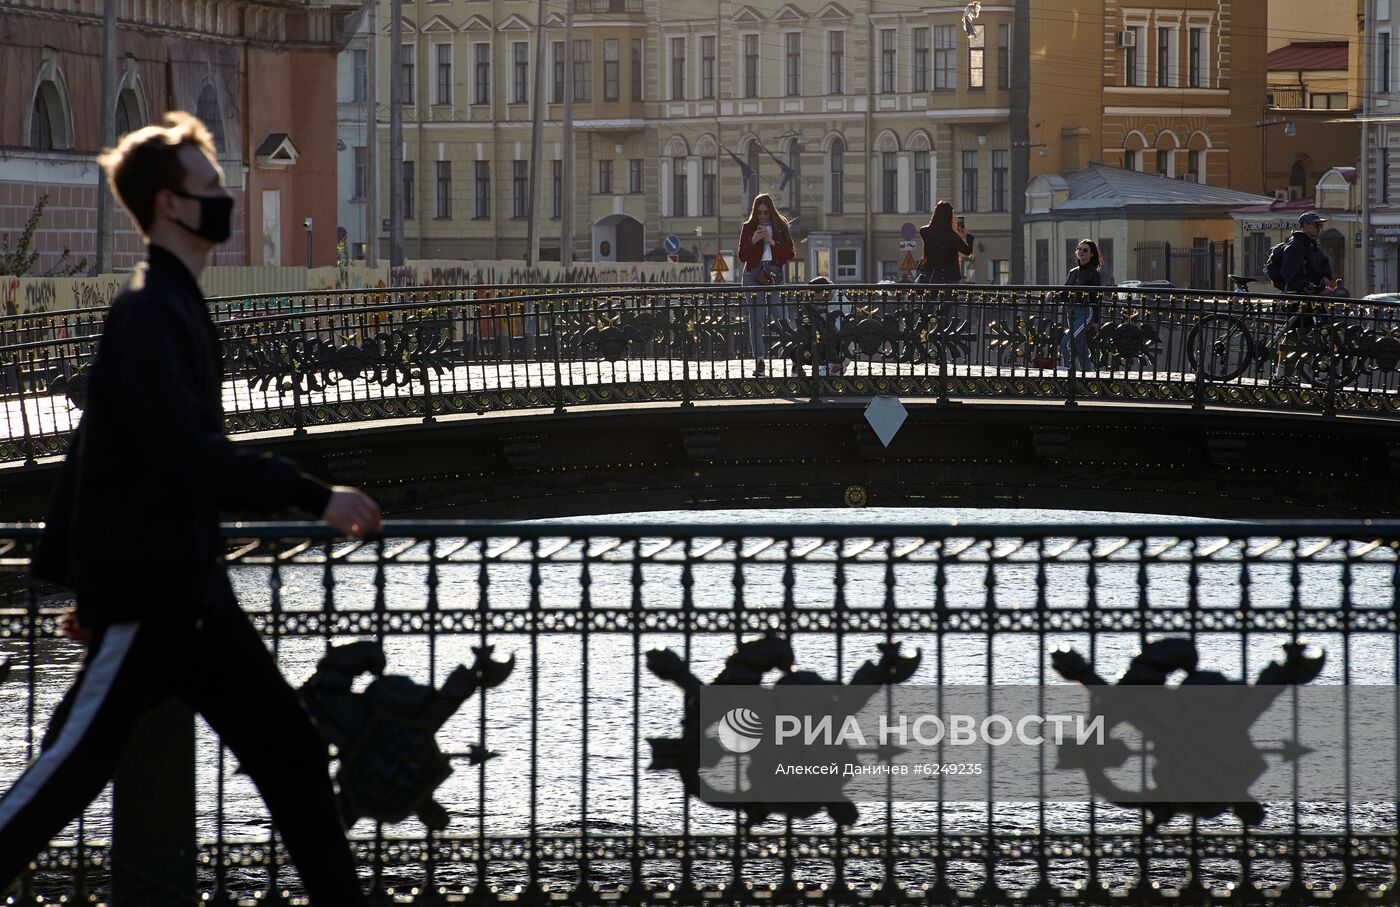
96, 111, 219, 233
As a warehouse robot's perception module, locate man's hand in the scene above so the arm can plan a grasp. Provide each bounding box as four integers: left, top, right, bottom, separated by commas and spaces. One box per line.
59, 608, 90, 647
322, 486, 383, 537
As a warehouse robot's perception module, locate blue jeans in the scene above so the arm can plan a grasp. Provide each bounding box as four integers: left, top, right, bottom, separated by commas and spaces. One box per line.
742, 266, 783, 359
1061, 306, 1093, 370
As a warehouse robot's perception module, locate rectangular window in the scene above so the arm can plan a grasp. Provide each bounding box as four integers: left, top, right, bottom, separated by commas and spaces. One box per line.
474, 160, 490, 219
573, 40, 591, 101
1035, 239, 1049, 285
629, 159, 643, 194
961, 150, 978, 212
830, 148, 844, 213
785, 32, 801, 97
1156, 148, 1170, 176
828, 31, 844, 94
672, 165, 688, 217
512, 160, 527, 218
991, 149, 1007, 212
473, 42, 490, 105
1187, 149, 1201, 182
512, 41, 529, 104
1384, 152, 1391, 203
743, 34, 759, 97
632, 39, 643, 101
353, 146, 367, 199
1188, 27, 1204, 87
934, 26, 955, 90
702, 156, 716, 216
968, 24, 985, 89
836, 248, 857, 280
1126, 28, 1142, 87
670, 36, 686, 99
603, 39, 619, 101
881, 151, 897, 212
552, 41, 564, 103
1156, 27, 1172, 87
435, 160, 451, 219
701, 36, 715, 98
1125, 148, 1138, 171
1382, 33, 1393, 94
436, 44, 452, 106
880, 28, 896, 94
401, 44, 415, 105
997, 24, 1010, 89
403, 160, 414, 219
913, 150, 930, 213
913, 28, 929, 92
551, 159, 561, 219
598, 159, 613, 194
352, 48, 367, 103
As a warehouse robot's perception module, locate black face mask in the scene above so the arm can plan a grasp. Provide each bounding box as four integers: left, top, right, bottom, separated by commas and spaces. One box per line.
169, 187, 234, 244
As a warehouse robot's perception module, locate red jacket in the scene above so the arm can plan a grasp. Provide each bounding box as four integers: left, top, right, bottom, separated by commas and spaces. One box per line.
736, 221, 796, 271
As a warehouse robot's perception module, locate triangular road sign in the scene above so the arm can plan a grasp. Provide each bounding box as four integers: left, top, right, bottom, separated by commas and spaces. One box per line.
710, 253, 729, 273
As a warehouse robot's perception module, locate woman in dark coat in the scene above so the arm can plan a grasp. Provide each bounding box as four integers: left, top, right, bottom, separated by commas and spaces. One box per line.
1060, 238, 1103, 371
918, 200, 973, 285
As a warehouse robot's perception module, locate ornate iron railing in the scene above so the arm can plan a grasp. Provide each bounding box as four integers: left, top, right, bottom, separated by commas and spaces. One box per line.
1, 284, 1399, 464
1, 520, 1398, 904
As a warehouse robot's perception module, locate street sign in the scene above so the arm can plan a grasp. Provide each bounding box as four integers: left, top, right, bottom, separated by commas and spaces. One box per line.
664, 233, 682, 254
899, 252, 917, 272
901, 222, 918, 241
668, 253, 679, 262
898, 240, 918, 252
710, 253, 729, 273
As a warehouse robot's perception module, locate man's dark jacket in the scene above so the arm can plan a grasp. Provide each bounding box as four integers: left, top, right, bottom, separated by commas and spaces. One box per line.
32, 246, 331, 626
1279, 230, 1333, 293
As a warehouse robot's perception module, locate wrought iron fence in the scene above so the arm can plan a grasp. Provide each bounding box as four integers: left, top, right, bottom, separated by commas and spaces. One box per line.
2, 520, 1398, 904
1, 284, 1400, 464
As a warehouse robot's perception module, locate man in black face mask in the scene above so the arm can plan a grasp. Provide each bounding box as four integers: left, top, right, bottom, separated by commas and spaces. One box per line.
1, 112, 380, 904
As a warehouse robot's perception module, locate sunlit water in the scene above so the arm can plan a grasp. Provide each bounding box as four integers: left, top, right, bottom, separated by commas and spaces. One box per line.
2, 507, 1395, 895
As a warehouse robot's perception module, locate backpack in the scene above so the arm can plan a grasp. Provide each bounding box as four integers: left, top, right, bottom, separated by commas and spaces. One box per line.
1264, 240, 1289, 291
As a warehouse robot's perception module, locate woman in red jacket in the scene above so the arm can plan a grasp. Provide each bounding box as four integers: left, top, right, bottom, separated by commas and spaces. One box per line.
736, 193, 795, 376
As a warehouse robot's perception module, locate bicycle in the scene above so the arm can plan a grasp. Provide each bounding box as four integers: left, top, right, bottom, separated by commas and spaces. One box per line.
1184, 275, 1362, 387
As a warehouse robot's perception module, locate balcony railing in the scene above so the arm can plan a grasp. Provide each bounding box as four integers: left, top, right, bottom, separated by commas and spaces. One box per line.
2, 520, 1399, 904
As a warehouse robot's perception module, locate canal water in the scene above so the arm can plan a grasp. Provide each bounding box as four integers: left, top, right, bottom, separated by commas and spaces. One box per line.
1, 507, 1395, 894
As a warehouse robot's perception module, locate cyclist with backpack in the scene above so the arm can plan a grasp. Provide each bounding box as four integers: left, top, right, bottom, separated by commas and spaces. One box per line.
1266, 211, 1347, 384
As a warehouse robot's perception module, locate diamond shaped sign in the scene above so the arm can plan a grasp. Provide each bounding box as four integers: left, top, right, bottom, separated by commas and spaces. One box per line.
864, 396, 908, 448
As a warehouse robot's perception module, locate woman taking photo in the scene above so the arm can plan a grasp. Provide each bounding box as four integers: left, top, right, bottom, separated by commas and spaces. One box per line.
736, 193, 795, 376
1060, 238, 1102, 371
917, 200, 973, 286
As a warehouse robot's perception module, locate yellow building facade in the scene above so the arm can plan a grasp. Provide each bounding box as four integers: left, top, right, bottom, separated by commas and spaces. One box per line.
364, 1, 1268, 284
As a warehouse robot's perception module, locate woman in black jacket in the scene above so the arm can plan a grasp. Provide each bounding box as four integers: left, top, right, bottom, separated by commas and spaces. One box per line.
1060, 238, 1102, 371
918, 200, 973, 284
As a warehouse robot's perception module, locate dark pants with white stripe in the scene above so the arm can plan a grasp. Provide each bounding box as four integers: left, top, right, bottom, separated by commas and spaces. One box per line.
0, 600, 367, 906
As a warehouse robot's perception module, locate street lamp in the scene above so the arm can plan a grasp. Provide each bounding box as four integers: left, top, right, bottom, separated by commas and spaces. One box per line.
693, 226, 703, 279
304, 217, 313, 269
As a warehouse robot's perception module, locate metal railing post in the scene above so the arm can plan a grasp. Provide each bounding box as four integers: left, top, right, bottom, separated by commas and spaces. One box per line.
112, 701, 196, 906
553, 301, 567, 415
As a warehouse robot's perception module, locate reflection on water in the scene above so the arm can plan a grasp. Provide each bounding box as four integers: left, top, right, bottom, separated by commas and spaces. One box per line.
2, 508, 1395, 894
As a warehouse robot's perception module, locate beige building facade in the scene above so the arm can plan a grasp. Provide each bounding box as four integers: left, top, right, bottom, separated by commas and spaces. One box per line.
360, 1, 1268, 285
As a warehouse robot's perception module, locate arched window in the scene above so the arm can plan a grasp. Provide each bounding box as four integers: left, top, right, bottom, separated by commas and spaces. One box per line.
786, 140, 802, 215
745, 140, 762, 199
115, 88, 143, 137
30, 91, 54, 150
828, 136, 845, 214
1290, 161, 1308, 199
196, 84, 226, 154
29, 78, 72, 151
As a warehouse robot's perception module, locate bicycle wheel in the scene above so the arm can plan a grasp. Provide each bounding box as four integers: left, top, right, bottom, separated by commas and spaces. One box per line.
1185, 313, 1255, 381
1298, 320, 1364, 389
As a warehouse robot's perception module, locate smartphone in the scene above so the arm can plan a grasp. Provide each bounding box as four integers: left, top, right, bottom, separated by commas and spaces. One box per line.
956, 216, 966, 230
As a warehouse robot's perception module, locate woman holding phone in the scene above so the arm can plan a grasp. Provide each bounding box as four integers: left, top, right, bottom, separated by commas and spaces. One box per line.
917, 201, 973, 319
736, 193, 795, 376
